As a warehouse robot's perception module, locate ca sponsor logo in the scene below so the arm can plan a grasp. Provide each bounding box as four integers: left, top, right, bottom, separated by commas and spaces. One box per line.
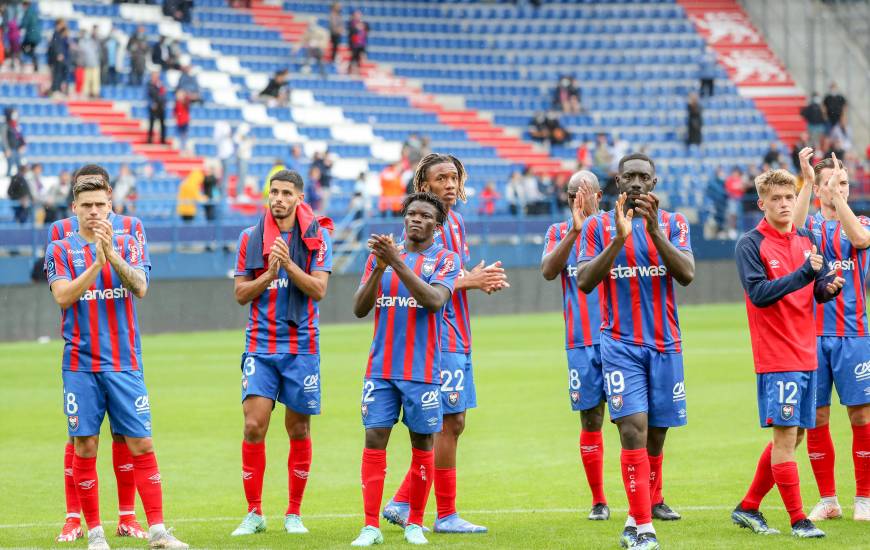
134, 396, 150, 414
610, 264, 667, 279
422, 260, 436, 276
421, 390, 440, 410
829, 259, 855, 271
68, 415, 79, 431
610, 394, 623, 411
856, 361, 870, 382
376, 295, 422, 308
672, 382, 686, 401
303, 374, 319, 391
80, 287, 130, 301
781, 404, 795, 420
78, 479, 96, 490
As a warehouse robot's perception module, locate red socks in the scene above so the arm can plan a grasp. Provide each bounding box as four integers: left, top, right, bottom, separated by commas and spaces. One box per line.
408, 449, 435, 526
741, 443, 775, 510
807, 424, 837, 498
393, 470, 412, 504
620, 448, 652, 526
112, 442, 137, 517
361, 449, 387, 528
648, 452, 663, 505
64, 443, 81, 520
434, 467, 456, 519
241, 441, 266, 515
286, 438, 312, 516
580, 431, 606, 505
853, 423, 870, 498
133, 452, 164, 526
772, 461, 805, 524
72, 454, 100, 529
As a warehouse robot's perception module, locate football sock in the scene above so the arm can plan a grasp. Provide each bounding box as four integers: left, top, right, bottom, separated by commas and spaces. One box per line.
853, 422, 870, 498
648, 452, 663, 504
132, 452, 164, 526
112, 442, 137, 517
393, 469, 412, 504
580, 431, 606, 504
621, 448, 652, 525
286, 438, 312, 516
807, 424, 837, 498
408, 449, 435, 525
636, 522, 656, 535
64, 443, 81, 519
361, 449, 387, 528
241, 441, 266, 515
772, 461, 805, 524
72, 454, 100, 529
741, 442, 775, 510
434, 467, 457, 519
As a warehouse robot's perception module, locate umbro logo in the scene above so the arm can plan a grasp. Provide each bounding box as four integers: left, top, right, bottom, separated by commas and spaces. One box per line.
768, 259, 780, 269
148, 473, 161, 484
856, 451, 870, 459
808, 453, 825, 460
580, 445, 600, 453
242, 471, 253, 480
78, 480, 96, 490
119, 463, 133, 472
293, 469, 309, 479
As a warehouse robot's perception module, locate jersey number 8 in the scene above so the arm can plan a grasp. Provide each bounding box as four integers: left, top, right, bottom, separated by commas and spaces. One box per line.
65, 392, 78, 415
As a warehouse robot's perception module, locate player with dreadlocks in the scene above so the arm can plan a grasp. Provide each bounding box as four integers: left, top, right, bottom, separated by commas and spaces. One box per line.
382, 153, 509, 534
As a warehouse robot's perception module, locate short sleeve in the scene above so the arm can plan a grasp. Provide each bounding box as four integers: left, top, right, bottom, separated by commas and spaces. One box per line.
131, 218, 151, 272
359, 253, 378, 286
235, 230, 254, 277
542, 223, 562, 259
47, 221, 63, 244
311, 227, 333, 273
45, 242, 71, 287
459, 217, 471, 265
577, 216, 603, 262
859, 216, 870, 230
669, 213, 692, 252
431, 251, 460, 294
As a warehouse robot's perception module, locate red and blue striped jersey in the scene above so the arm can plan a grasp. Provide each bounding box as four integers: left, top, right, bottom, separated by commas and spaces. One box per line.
234, 226, 333, 355
45, 233, 146, 372
543, 220, 603, 349
434, 210, 472, 353
361, 243, 460, 383
578, 209, 692, 353
48, 214, 151, 275
807, 212, 870, 337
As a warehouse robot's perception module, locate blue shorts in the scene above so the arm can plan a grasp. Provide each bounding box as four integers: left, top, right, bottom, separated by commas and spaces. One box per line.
567, 345, 605, 411
62, 370, 152, 438
361, 378, 443, 434
600, 335, 687, 428
240, 353, 321, 415
439, 352, 477, 414
757, 371, 817, 428
817, 336, 870, 407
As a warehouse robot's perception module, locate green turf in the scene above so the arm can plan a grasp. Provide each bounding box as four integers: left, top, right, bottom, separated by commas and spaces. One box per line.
1, 303, 867, 549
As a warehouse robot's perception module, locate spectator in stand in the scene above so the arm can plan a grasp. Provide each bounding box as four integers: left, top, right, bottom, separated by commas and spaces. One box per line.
176, 62, 202, 104
7, 164, 31, 223
505, 170, 526, 216
233, 122, 254, 199
3, 107, 25, 176
127, 25, 148, 85
312, 149, 333, 194
686, 92, 702, 147
328, 2, 343, 64
591, 132, 612, 181
80, 26, 101, 98
19, 0, 39, 71
43, 169, 72, 223
552, 74, 581, 114
112, 163, 137, 215
378, 161, 404, 216
163, 0, 192, 24
576, 140, 593, 169
350, 170, 371, 219
479, 180, 499, 216
346, 9, 369, 75
25, 161, 43, 220
307, 164, 324, 213
800, 93, 826, 147
174, 89, 191, 152
4, 13, 21, 71
202, 161, 219, 221
71, 29, 86, 96
259, 68, 290, 105
147, 70, 167, 144
791, 132, 809, 173
299, 20, 329, 78
823, 81, 847, 128
101, 28, 124, 85
285, 144, 309, 175
698, 46, 717, 98
723, 167, 746, 239
177, 166, 206, 222
829, 122, 852, 155
521, 166, 548, 214
403, 133, 424, 167
529, 112, 548, 143
151, 35, 168, 69
762, 141, 782, 168
545, 112, 569, 145
214, 121, 234, 194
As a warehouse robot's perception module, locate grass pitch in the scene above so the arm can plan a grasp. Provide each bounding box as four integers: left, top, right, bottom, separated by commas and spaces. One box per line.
1, 304, 868, 549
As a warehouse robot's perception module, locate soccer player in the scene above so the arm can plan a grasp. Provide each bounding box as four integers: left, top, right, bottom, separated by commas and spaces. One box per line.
230, 169, 332, 536
792, 151, 870, 521
45, 168, 187, 550
383, 154, 507, 534
351, 192, 461, 546
541, 170, 610, 520
50, 166, 152, 543
732, 168, 844, 539
577, 153, 694, 550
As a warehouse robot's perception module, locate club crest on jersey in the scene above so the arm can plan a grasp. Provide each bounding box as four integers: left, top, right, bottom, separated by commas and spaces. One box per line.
781, 404, 795, 421
361, 403, 368, 417
242, 376, 248, 390
422, 260, 436, 276
68, 415, 79, 431
570, 391, 580, 403
448, 392, 459, 405
610, 394, 623, 411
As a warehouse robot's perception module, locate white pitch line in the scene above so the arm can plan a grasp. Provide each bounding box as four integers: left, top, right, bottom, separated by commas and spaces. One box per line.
0, 505, 782, 530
